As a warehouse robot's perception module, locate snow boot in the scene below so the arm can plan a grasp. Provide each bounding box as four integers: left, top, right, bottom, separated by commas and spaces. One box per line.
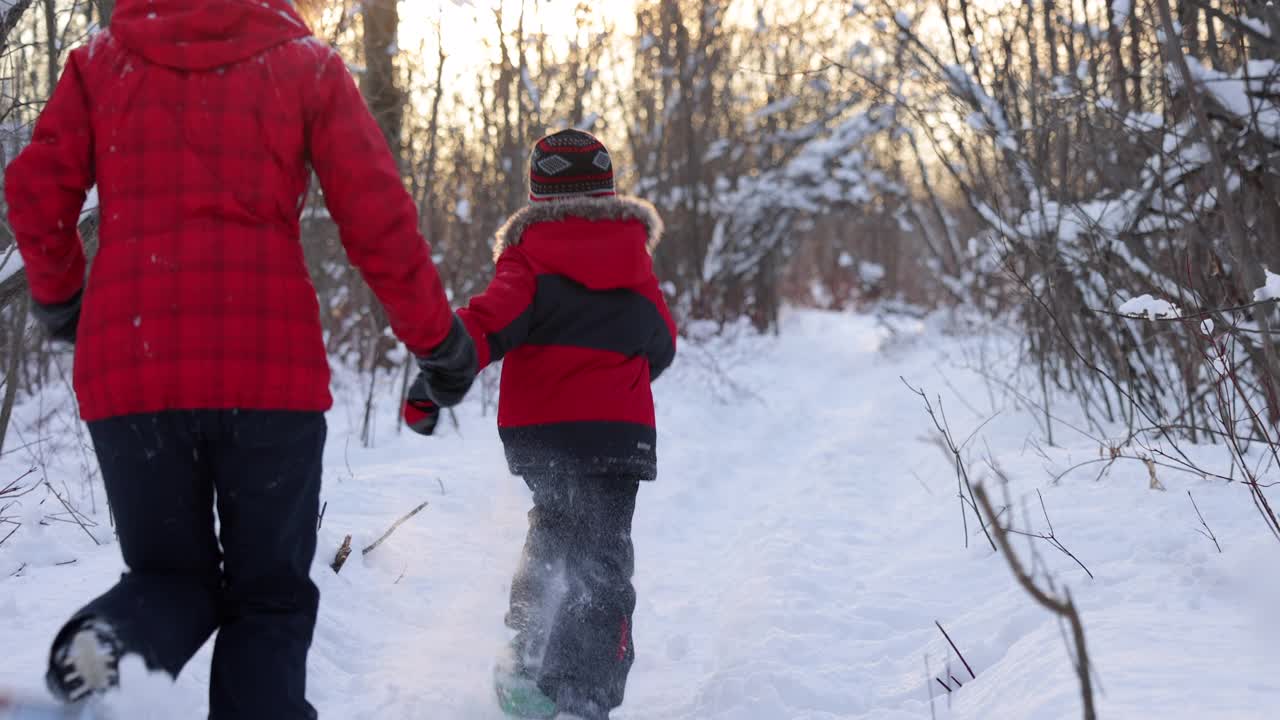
45, 618, 122, 703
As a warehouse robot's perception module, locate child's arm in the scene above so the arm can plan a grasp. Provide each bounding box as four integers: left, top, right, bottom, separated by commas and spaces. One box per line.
456, 249, 538, 371
406, 250, 533, 433
6, 51, 94, 320
643, 281, 678, 382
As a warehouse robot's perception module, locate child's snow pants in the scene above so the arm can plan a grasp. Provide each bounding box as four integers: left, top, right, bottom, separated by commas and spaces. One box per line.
56, 410, 325, 720
507, 472, 641, 718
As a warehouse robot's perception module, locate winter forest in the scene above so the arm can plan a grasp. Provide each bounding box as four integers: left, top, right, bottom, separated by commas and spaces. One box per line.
0, 0, 1278, 718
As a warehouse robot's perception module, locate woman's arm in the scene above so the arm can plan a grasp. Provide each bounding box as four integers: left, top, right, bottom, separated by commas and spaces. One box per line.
306, 49, 453, 357
6, 51, 94, 311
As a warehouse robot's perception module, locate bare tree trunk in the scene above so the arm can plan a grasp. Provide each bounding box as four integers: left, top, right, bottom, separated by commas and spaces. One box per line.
361, 0, 403, 160
1129, 0, 1144, 110
1024, 0, 1044, 173
0, 0, 35, 55
1105, 0, 1128, 112
1043, 0, 1059, 79
418, 24, 447, 242
1178, 0, 1201, 56
0, 297, 29, 454
42, 0, 58, 99
1205, 0, 1223, 66
359, 307, 381, 448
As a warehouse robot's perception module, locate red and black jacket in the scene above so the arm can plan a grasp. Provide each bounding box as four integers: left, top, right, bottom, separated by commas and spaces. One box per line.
457, 196, 677, 480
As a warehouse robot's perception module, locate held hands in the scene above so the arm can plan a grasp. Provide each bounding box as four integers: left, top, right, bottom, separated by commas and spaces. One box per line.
403, 372, 441, 436
403, 317, 477, 436
414, 315, 478, 406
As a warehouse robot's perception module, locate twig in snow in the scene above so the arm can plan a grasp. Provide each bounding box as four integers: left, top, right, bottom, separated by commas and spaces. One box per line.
903, 377, 998, 553
362, 501, 429, 556
331, 502, 430, 574
0, 467, 36, 498
924, 654, 937, 720
944, 658, 954, 709
973, 503, 1010, 540
43, 481, 99, 547
934, 678, 952, 694
934, 621, 977, 680
1003, 490, 1094, 580
436, 477, 446, 496
0, 524, 16, 548
1144, 458, 1166, 491
42, 513, 99, 528
959, 410, 1003, 452
342, 436, 355, 483
331, 535, 353, 573
1187, 491, 1222, 553
910, 469, 934, 496
975, 484, 1097, 720
1050, 454, 1205, 486
317, 501, 328, 531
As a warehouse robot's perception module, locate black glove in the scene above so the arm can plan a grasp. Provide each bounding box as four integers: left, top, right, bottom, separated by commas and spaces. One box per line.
31, 290, 83, 345
403, 372, 440, 436
416, 315, 478, 408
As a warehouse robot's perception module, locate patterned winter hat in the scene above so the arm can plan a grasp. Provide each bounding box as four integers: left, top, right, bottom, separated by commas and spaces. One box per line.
528, 129, 616, 203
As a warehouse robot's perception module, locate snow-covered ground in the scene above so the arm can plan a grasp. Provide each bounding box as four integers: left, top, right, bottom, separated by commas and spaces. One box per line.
1, 308, 1277, 719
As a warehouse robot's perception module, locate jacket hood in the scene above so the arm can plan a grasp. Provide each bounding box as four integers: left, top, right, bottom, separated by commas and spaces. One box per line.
494, 196, 665, 291
112, 0, 311, 71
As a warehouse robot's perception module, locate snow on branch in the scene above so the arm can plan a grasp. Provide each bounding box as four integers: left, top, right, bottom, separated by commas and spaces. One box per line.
1254, 269, 1280, 303
1117, 294, 1183, 321
0, 246, 22, 287
704, 104, 901, 280
1176, 58, 1280, 143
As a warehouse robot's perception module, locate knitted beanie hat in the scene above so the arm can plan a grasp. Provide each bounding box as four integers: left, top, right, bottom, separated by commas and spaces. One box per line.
528, 129, 616, 203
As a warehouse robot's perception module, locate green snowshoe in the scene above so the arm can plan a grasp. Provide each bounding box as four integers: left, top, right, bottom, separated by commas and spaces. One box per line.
493, 662, 556, 719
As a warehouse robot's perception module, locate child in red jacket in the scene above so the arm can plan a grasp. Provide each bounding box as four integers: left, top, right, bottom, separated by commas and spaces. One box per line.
410, 130, 676, 720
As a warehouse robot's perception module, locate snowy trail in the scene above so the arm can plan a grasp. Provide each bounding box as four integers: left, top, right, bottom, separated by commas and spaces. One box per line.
2, 309, 1278, 719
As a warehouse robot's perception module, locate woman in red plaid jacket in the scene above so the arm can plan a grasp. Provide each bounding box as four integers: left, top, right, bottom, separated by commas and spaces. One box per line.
4, 1, 475, 715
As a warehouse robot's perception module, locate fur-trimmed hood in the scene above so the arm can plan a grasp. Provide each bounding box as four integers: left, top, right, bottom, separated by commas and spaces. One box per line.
493, 195, 664, 262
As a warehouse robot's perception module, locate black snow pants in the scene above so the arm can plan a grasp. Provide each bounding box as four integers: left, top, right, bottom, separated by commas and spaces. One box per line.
506, 472, 640, 719
56, 410, 325, 720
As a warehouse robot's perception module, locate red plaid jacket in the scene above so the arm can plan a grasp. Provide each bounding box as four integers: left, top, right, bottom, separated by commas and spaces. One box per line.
5, 0, 452, 421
